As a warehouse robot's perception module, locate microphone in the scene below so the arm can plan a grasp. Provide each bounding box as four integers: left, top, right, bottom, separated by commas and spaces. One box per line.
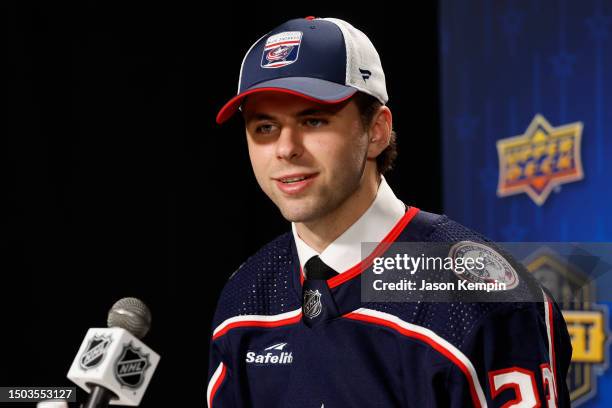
67, 298, 160, 407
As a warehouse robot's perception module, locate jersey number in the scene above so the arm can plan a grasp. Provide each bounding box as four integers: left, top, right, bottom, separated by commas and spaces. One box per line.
488, 364, 557, 408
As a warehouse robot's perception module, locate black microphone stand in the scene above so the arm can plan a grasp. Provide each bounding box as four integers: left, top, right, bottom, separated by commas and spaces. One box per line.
82, 385, 117, 408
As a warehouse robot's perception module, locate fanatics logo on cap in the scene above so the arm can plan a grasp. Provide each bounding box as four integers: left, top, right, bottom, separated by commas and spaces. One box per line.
261, 31, 303, 68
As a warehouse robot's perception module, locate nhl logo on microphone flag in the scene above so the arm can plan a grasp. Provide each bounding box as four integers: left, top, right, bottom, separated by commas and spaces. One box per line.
79, 334, 112, 370
114, 342, 151, 389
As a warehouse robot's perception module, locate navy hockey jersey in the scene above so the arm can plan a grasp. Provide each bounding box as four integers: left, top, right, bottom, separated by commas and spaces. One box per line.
206, 208, 572, 407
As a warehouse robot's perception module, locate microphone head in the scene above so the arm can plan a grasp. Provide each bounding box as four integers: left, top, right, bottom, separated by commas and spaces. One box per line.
107, 297, 152, 339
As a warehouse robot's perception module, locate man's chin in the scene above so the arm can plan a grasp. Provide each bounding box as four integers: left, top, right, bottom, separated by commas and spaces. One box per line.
277, 204, 324, 224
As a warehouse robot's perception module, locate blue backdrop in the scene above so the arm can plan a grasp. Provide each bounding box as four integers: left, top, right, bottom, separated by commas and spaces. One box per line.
440, 0, 612, 406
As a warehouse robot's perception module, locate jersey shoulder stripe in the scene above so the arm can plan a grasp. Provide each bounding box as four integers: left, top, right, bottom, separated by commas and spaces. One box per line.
212, 308, 302, 340
344, 307, 488, 408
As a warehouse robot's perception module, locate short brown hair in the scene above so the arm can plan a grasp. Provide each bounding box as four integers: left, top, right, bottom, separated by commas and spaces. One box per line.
352, 92, 398, 174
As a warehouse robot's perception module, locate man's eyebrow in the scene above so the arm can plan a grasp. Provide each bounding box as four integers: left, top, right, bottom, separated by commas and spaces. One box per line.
245, 113, 276, 123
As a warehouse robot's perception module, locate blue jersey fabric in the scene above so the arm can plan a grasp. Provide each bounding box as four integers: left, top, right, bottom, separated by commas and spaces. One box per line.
206, 208, 572, 407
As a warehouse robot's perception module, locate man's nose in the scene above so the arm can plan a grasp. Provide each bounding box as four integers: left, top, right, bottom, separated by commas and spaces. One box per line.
275, 125, 303, 161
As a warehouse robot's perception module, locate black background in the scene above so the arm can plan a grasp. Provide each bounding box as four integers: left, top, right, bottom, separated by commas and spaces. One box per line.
5, 2, 440, 406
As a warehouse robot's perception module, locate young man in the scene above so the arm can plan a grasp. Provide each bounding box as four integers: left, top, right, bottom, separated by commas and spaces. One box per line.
208, 17, 572, 407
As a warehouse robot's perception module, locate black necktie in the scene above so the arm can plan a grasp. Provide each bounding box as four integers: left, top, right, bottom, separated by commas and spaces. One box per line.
302, 256, 338, 327
304, 256, 338, 280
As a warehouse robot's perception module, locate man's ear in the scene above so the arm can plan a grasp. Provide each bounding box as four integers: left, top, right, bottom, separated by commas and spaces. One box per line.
367, 106, 392, 158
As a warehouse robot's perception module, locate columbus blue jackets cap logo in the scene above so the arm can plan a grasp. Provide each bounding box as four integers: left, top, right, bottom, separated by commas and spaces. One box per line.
79, 334, 112, 370
261, 31, 303, 68
449, 241, 519, 289
303, 289, 323, 319
497, 114, 583, 206
114, 342, 151, 389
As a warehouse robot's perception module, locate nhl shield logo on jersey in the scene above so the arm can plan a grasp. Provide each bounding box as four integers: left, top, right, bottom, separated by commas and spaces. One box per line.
261, 31, 303, 68
303, 289, 323, 319
114, 342, 151, 389
79, 334, 112, 370
449, 241, 519, 290
497, 114, 583, 206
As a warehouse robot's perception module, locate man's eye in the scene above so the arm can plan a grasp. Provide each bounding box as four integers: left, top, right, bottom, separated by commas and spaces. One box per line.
255, 124, 277, 134
304, 118, 327, 128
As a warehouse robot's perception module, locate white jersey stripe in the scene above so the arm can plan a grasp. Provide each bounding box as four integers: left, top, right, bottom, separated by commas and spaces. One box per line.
542, 289, 558, 393
207, 362, 226, 408
213, 308, 302, 339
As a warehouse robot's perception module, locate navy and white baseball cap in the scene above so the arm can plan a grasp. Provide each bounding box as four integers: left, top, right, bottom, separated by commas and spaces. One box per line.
216, 16, 388, 124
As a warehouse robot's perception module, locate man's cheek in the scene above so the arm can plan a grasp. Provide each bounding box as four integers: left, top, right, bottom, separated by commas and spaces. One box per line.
251, 166, 268, 194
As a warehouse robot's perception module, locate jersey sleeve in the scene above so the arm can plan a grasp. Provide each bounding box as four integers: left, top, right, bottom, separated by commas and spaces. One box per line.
206, 337, 233, 408
206, 290, 237, 408
444, 293, 572, 408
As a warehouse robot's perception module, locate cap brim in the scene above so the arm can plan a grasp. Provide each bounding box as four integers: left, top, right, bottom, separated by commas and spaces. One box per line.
215, 77, 358, 124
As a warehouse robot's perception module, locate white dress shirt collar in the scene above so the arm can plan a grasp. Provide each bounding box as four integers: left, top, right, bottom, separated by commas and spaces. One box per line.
291, 175, 406, 275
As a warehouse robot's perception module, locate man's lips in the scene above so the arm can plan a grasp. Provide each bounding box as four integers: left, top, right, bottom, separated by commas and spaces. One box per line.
273, 173, 318, 195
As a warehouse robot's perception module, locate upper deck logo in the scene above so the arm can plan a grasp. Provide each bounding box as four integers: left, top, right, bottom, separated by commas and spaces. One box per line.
303, 289, 323, 319
497, 114, 583, 206
261, 31, 303, 69
114, 342, 151, 389
79, 334, 112, 370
